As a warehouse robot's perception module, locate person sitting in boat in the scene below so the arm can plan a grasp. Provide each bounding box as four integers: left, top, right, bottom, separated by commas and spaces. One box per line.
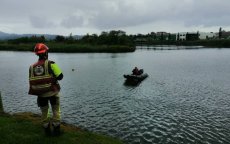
132, 67, 141, 75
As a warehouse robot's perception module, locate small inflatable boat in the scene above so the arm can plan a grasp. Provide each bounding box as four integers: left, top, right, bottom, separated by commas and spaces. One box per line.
124, 73, 148, 81
123, 72, 148, 82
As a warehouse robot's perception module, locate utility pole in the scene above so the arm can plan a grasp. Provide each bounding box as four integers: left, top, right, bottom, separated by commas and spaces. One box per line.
219, 27, 222, 39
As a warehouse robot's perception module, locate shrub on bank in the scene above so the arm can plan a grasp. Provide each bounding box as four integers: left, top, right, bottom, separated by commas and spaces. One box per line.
47, 43, 135, 53
0, 43, 135, 53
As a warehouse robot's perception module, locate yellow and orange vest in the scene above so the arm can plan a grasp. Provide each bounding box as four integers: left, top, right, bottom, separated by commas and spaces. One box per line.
28, 60, 60, 95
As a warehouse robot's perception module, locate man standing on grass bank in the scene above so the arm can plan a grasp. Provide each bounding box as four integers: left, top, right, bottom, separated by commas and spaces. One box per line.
28, 43, 63, 136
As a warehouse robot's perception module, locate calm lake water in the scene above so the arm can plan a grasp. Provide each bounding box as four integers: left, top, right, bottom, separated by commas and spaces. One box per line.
1, 47, 230, 144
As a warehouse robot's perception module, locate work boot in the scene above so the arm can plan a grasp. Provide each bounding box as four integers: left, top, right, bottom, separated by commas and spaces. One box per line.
43, 123, 51, 136
52, 123, 61, 136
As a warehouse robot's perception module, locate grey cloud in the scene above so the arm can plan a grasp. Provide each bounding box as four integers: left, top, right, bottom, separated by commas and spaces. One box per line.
29, 16, 56, 28
86, 1, 154, 28
88, 0, 230, 30
61, 15, 84, 28
88, 0, 178, 29
1, 0, 230, 34
168, 0, 230, 27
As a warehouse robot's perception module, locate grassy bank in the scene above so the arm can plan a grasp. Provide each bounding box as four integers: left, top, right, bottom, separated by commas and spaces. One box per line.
0, 42, 135, 53
136, 39, 230, 48
174, 39, 230, 47
0, 112, 123, 144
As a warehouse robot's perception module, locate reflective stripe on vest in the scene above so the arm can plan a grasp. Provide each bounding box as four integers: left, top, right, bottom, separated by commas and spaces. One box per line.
29, 60, 58, 95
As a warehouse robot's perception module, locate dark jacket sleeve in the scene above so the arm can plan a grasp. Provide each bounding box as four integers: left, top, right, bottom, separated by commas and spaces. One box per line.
56, 73, 63, 80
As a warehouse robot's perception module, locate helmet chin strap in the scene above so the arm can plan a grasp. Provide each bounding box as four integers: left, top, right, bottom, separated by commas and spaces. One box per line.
38, 52, 48, 60
45, 52, 49, 59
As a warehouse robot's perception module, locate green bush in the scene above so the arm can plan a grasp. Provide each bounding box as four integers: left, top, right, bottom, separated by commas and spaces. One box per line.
0, 43, 135, 53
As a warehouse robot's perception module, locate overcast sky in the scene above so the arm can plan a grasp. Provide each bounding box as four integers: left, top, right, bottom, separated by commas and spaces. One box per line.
1, 0, 230, 35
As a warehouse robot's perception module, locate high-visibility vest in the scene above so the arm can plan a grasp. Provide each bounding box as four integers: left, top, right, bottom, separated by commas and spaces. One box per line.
28, 60, 60, 95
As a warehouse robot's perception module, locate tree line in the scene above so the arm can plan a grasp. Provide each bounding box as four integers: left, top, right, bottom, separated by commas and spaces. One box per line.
5, 30, 134, 46
3, 29, 230, 48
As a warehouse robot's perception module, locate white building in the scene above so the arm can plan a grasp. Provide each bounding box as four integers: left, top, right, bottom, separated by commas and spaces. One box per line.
176, 32, 187, 41
199, 32, 216, 40
176, 32, 217, 41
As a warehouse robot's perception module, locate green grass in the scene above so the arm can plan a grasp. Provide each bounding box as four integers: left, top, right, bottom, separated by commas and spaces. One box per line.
0, 112, 124, 144
0, 42, 135, 53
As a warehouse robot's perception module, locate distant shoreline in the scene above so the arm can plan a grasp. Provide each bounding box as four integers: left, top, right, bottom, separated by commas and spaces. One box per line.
135, 39, 230, 48
0, 42, 135, 53
1, 40, 230, 53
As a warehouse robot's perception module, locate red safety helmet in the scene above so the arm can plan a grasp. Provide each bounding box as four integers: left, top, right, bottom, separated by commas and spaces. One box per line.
34, 43, 49, 55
